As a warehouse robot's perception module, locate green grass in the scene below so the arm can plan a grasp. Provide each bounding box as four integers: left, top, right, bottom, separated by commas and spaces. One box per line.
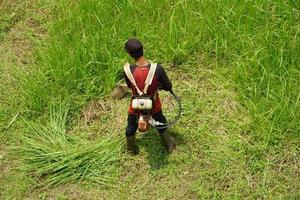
1, 0, 300, 199
15, 100, 123, 187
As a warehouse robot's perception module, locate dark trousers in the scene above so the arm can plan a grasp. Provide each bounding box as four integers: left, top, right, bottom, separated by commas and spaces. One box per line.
126, 110, 167, 137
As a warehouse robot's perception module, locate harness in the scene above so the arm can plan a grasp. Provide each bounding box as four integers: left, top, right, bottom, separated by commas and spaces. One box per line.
124, 62, 158, 111
124, 62, 157, 96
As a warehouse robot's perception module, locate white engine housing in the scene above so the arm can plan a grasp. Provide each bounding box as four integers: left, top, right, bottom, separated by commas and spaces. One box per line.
132, 98, 153, 110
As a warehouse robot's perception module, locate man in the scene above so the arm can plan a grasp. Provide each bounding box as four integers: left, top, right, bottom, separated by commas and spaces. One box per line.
123, 38, 176, 155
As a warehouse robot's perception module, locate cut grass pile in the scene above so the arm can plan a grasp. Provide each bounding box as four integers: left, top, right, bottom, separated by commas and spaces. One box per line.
15, 101, 123, 187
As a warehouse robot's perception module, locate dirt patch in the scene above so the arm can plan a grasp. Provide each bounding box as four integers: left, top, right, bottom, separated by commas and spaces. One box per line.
81, 100, 112, 125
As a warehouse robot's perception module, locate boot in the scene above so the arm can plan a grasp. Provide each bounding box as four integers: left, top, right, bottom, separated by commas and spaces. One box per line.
159, 131, 176, 154
126, 135, 138, 155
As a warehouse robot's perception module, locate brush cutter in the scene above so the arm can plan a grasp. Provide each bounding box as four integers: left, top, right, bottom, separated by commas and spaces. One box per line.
123, 62, 182, 132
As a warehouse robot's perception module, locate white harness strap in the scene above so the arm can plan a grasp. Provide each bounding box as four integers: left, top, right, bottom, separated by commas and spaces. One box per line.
143, 63, 157, 94
124, 63, 143, 95
123, 62, 157, 95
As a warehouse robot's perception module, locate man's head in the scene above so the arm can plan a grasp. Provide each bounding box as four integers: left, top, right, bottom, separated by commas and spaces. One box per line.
124, 38, 144, 60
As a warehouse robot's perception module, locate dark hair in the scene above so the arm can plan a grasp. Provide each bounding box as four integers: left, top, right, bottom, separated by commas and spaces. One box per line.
124, 38, 144, 59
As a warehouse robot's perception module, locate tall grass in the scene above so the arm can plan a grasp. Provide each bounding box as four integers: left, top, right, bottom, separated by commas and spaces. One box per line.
202, 1, 300, 142
21, 0, 208, 112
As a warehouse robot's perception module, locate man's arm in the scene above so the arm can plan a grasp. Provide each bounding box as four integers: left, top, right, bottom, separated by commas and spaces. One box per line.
124, 71, 131, 88
157, 64, 172, 91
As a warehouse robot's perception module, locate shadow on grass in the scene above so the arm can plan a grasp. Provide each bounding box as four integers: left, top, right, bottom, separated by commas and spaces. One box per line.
137, 129, 185, 170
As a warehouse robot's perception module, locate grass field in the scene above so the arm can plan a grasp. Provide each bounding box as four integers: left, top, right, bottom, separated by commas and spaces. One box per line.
1, 0, 299, 199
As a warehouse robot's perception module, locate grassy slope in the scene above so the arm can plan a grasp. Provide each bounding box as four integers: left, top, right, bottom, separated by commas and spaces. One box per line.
1, 0, 299, 200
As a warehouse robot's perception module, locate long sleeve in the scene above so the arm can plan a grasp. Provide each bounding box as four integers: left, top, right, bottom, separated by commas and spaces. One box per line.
157, 64, 172, 91
123, 71, 131, 88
